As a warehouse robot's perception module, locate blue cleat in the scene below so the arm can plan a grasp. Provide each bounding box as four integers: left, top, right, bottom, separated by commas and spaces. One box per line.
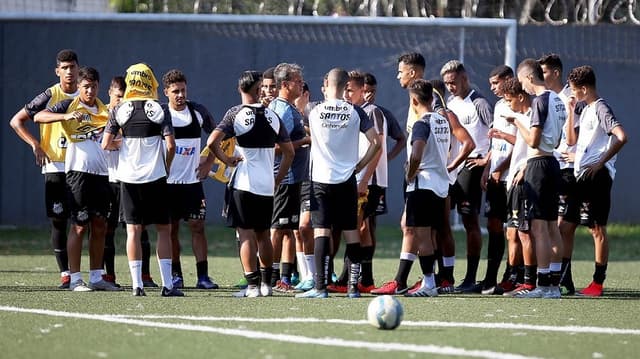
196, 276, 219, 289
172, 275, 184, 289
295, 288, 328, 298
161, 286, 185, 297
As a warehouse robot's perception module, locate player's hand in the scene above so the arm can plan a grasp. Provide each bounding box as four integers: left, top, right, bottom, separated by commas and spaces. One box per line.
32, 145, 50, 167
568, 95, 577, 112
502, 115, 516, 124
513, 169, 525, 186
480, 169, 489, 191
357, 181, 368, 197
226, 155, 243, 167
561, 151, 575, 163
465, 157, 486, 169
490, 171, 501, 183
488, 128, 503, 139
584, 161, 604, 179
64, 111, 84, 122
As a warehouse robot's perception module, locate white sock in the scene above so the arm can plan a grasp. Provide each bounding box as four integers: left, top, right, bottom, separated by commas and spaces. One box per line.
550, 262, 562, 272
296, 252, 308, 279
70, 272, 82, 283
305, 254, 316, 279
89, 270, 102, 284
129, 260, 143, 289
158, 258, 173, 289
61, 271, 70, 277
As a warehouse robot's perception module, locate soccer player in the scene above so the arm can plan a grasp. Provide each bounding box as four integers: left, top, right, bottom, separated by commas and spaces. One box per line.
208, 70, 294, 297
9, 49, 79, 288
102, 63, 182, 297
568, 65, 627, 297
477, 65, 517, 294
539, 53, 580, 294
510, 58, 567, 298
34, 67, 120, 292
268, 63, 311, 292
441, 60, 493, 293
296, 68, 380, 299
160, 69, 218, 290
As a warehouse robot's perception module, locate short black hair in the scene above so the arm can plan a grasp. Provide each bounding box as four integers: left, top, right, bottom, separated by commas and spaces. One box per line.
538, 53, 563, 73
239, 70, 263, 93
398, 52, 425, 70
263, 67, 275, 80
500, 77, 526, 97
110, 76, 126, 91
348, 70, 365, 88
162, 69, 187, 88
78, 67, 99, 83
56, 49, 78, 65
517, 58, 544, 82
302, 81, 309, 93
408, 79, 433, 105
363, 72, 377, 86
489, 65, 514, 79
568, 65, 596, 88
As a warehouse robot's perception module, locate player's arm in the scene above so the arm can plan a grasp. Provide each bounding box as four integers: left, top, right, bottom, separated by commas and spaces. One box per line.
447, 110, 476, 172
564, 96, 578, 146
406, 138, 425, 182
274, 118, 294, 188
385, 109, 406, 161
584, 104, 627, 178
195, 104, 218, 180
9, 109, 51, 166
161, 106, 176, 174
488, 127, 517, 145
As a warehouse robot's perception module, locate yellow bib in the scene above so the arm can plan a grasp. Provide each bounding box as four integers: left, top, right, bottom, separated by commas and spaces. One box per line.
39, 84, 74, 162
60, 97, 109, 143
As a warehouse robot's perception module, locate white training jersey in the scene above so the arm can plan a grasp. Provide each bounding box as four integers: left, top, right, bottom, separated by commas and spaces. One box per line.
553, 86, 579, 170
574, 98, 621, 180
357, 102, 388, 187
489, 99, 517, 181
529, 90, 566, 155
406, 112, 451, 198
447, 89, 493, 159
309, 99, 373, 184
506, 111, 532, 191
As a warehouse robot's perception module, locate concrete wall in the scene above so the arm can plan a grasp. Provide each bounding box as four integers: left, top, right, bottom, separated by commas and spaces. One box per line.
1, 16, 637, 225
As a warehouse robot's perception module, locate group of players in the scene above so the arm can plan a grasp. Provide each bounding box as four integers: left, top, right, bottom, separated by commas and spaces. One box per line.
9, 49, 626, 298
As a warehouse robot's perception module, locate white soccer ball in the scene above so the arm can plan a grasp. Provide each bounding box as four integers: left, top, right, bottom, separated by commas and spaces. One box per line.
367, 295, 404, 330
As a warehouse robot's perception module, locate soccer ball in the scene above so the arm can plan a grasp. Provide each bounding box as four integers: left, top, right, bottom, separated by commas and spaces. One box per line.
367, 295, 404, 330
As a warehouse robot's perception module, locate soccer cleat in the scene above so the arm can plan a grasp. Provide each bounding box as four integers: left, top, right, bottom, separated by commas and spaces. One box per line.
326, 283, 348, 293
70, 279, 93, 292
196, 276, 219, 289
406, 284, 438, 297
545, 286, 562, 299
59, 274, 71, 289
234, 277, 248, 289
577, 281, 603, 297
274, 280, 294, 293
295, 288, 328, 298
260, 283, 272, 297
371, 280, 408, 295
357, 282, 376, 293
408, 280, 422, 292
504, 283, 535, 297
454, 280, 477, 293
89, 279, 123, 291
172, 275, 184, 289
294, 278, 315, 292
347, 284, 361, 298
437, 280, 455, 294
244, 285, 261, 298
498, 279, 517, 292
132, 287, 146, 296
515, 286, 550, 298
161, 286, 185, 297
290, 273, 300, 286
481, 285, 505, 295
142, 274, 159, 288
561, 280, 576, 295
102, 274, 121, 288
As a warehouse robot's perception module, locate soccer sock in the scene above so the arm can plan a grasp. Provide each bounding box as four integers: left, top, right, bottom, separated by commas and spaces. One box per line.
485, 232, 505, 287
103, 231, 116, 276
260, 267, 272, 288
305, 254, 316, 280
501, 263, 513, 283
314, 236, 330, 290
70, 272, 82, 283
271, 263, 281, 284
245, 271, 260, 286
129, 260, 143, 289
537, 267, 551, 287
560, 257, 573, 285
281, 262, 293, 283
89, 269, 102, 284
442, 256, 455, 283
345, 243, 362, 290
158, 258, 173, 289
434, 248, 443, 274
394, 252, 417, 287
141, 230, 151, 276
593, 263, 608, 284
51, 218, 69, 273
419, 255, 436, 288
196, 260, 208, 278
465, 255, 480, 283
549, 262, 562, 286
172, 260, 183, 277
296, 251, 308, 279
516, 265, 525, 284
360, 245, 375, 286
524, 265, 537, 286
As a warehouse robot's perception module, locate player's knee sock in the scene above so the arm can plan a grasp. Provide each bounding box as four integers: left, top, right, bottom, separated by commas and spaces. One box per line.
196, 260, 208, 278
245, 271, 260, 286
360, 245, 375, 286
271, 262, 280, 285
560, 257, 573, 285
537, 268, 551, 287
304, 254, 316, 279
51, 218, 69, 273
141, 230, 151, 276
314, 236, 330, 290
524, 265, 537, 286
345, 243, 362, 290
419, 254, 436, 284
129, 260, 143, 289
464, 255, 481, 283
593, 263, 607, 284
550, 262, 562, 286
172, 260, 183, 278
158, 258, 172, 289
485, 232, 505, 286
394, 252, 417, 288
281, 262, 293, 283
260, 267, 272, 288
103, 231, 116, 276
441, 256, 455, 283
336, 253, 350, 285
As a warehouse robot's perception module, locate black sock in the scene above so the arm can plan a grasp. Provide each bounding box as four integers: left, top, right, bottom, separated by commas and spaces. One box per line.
260, 267, 272, 287
538, 272, 551, 287
501, 263, 513, 283
550, 270, 562, 286
524, 265, 537, 285
51, 219, 68, 272
345, 243, 362, 289
360, 245, 375, 286
103, 231, 116, 276
484, 232, 505, 287
271, 267, 280, 286
141, 230, 151, 276
281, 262, 293, 282
245, 271, 260, 286
419, 255, 436, 276
560, 257, 573, 285
516, 265, 525, 284
394, 259, 414, 288
465, 255, 480, 283
593, 263, 608, 284
196, 260, 208, 278
172, 260, 183, 277
314, 236, 330, 290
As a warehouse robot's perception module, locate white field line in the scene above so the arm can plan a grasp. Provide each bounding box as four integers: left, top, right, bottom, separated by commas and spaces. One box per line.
111, 314, 640, 336
0, 305, 540, 359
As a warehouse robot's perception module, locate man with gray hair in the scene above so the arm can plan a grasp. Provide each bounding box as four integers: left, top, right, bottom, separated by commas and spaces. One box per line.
441, 60, 493, 293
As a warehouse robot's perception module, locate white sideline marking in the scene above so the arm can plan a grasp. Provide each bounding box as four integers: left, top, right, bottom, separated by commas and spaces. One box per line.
1, 306, 540, 359
114, 315, 640, 336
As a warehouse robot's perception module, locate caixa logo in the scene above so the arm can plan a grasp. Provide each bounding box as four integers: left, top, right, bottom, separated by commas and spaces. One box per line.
175, 146, 196, 156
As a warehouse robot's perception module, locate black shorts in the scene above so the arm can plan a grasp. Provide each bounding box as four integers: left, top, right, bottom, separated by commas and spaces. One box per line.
450, 163, 485, 215
405, 189, 445, 228
65, 171, 110, 225
106, 182, 121, 228
226, 189, 273, 230
506, 182, 530, 232
120, 178, 171, 225
44, 172, 69, 219
524, 156, 560, 221
558, 168, 580, 223
484, 180, 508, 222
300, 180, 317, 213
576, 168, 612, 227
363, 185, 387, 218
168, 182, 206, 221
271, 182, 301, 229
311, 174, 358, 231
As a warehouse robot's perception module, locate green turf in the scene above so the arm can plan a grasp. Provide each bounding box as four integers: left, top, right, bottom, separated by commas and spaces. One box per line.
1, 225, 640, 359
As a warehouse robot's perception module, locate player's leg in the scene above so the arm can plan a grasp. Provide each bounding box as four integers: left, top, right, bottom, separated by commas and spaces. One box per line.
45, 172, 70, 288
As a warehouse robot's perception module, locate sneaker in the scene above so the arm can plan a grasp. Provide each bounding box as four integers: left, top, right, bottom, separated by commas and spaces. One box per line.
59, 274, 71, 289
132, 287, 146, 296
102, 274, 121, 288
89, 279, 123, 291
274, 280, 294, 293
498, 280, 516, 292
504, 283, 535, 297
161, 286, 185, 297
294, 278, 315, 292
172, 275, 184, 289
142, 274, 159, 288
577, 281, 603, 297
260, 283, 272, 297
470, 281, 487, 294
406, 284, 438, 297
326, 283, 348, 293
561, 281, 576, 295
454, 280, 477, 293
347, 285, 361, 298
244, 285, 261, 298
437, 280, 455, 294
544, 286, 562, 299
481, 285, 505, 295
70, 279, 93, 292
357, 282, 376, 293
295, 288, 328, 298
515, 286, 549, 298
371, 280, 408, 295
290, 273, 300, 286
235, 277, 249, 289
408, 280, 422, 292
196, 276, 219, 289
